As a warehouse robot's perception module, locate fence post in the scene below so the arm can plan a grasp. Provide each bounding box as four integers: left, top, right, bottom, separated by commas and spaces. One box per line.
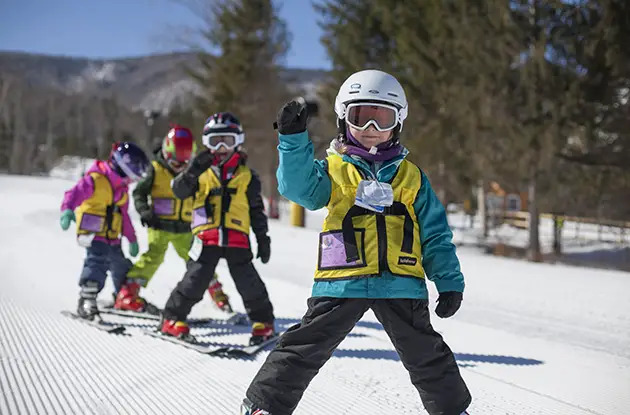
553, 215, 563, 256
478, 180, 487, 237
575, 221, 580, 240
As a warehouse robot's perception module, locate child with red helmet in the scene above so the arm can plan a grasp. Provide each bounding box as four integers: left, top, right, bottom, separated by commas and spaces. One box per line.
120, 125, 233, 313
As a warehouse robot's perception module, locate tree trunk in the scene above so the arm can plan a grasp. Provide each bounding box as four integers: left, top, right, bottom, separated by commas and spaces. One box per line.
268, 147, 280, 219
478, 179, 488, 238
552, 215, 563, 256
44, 97, 56, 171
9, 88, 24, 174
528, 169, 542, 262
0, 77, 13, 170
437, 160, 446, 204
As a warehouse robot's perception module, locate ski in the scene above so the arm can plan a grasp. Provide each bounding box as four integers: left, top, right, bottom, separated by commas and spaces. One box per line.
97, 300, 161, 320
60, 311, 126, 334
218, 313, 249, 326
143, 329, 229, 355
99, 305, 248, 326
143, 329, 279, 357
98, 307, 160, 321
221, 333, 281, 357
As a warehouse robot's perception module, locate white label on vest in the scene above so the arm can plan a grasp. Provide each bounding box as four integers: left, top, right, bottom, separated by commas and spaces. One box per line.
188, 235, 203, 261
77, 233, 95, 248
355, 180, 394, 213
398, 256, 418, 266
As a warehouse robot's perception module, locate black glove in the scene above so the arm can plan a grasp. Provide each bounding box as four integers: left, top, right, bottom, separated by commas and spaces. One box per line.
256, 235, 271, 264
435, 292, 463, 318
276, 99, 308, 135
140, 211, 159, 228
187, 150, 214, 177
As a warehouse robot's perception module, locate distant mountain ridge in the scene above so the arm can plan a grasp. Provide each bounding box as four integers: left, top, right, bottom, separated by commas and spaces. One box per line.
0, 51, 328, 112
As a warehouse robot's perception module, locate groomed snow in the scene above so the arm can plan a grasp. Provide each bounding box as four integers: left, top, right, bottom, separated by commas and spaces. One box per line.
1, 174, 629, 414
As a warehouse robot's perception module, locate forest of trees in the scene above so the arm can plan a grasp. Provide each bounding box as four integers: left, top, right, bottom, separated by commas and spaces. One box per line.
1, 0, 629, 259
0, 74, 158, 174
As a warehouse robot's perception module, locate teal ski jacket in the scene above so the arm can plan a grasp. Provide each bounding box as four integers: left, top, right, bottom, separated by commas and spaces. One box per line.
277, 131, 464, 299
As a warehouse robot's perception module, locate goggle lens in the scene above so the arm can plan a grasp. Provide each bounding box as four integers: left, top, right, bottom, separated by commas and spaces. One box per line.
346, 104, 397, 131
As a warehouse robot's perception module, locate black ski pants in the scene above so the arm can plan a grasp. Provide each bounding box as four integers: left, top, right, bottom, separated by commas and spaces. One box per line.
163, 246, 274, 323
246, 297, 471, 415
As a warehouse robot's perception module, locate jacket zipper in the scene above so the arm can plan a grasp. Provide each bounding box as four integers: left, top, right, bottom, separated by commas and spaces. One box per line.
211, 166, 228, 247
219, 196, 225, 247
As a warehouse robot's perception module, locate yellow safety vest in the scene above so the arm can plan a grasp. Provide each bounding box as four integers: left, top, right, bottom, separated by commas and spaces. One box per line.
314, 154, 424, 280
191, 165, 252, 237
75, 172, 128, 240
150, 160, 193, 222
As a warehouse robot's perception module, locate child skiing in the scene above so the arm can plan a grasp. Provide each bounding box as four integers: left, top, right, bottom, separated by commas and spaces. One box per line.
160, 112, 275, 345
241, 70, 471, 415
122, 125, 232, 313
60, 141, 150, 319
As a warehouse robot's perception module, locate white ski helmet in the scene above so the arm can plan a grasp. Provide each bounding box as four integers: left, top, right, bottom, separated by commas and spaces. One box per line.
334, 69, 408, 131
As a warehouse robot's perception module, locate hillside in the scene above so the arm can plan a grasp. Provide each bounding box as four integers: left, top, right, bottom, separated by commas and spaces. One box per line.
0, 51, 328, 112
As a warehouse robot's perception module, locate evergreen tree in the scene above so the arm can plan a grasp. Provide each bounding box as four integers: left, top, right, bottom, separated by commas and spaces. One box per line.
557, 0, 630, 170
188, 0, 291, 198
315, 0, 397, 128
316, 0, 630, 253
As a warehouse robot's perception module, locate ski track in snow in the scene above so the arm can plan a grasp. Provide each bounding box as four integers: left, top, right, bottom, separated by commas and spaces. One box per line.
1, 174, 629, 415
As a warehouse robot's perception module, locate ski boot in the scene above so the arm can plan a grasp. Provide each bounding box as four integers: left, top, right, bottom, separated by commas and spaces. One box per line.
114, 279, 159, 315
207, 279, 233, 313
77, 281, 100, 320
160, 318, 196, 343
249, 322, 275, 346
240, 398, 271, 415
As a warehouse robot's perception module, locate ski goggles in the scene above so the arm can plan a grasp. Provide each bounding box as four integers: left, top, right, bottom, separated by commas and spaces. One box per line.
344, 102, 400, 132
202, 133, 243, 151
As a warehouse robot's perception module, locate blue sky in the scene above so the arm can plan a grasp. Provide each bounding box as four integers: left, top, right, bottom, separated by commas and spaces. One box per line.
0, 0, 330, 69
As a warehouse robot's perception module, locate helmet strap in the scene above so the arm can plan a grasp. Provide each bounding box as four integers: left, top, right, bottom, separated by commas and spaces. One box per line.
391, 125, 401, 145
337, 119, 348, 143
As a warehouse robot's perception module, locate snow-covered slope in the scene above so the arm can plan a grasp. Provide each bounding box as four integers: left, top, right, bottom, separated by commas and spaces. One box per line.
1, 174, 629, 414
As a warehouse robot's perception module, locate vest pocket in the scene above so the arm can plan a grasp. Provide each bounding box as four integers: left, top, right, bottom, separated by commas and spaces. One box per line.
79, 213, 104, 232
192, 207, 213, 228
153, 198, 175, 216
318, 229, 367, 270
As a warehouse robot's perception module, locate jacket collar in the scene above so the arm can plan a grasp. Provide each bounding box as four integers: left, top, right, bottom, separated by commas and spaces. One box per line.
326, 138, 409, 183
86, 160, 127, 189
154, 150, 179, 176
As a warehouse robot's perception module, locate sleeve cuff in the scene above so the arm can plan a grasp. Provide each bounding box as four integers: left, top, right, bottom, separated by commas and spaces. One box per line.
432, 277, 465, 293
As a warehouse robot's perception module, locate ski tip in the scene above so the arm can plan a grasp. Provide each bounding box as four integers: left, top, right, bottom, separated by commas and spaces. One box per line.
206, 347, 231, 356
61, 310, 126, 334
109, 326, 126, 334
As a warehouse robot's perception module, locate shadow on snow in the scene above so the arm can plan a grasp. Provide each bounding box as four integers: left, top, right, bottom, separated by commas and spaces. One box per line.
111, 314, 543, 367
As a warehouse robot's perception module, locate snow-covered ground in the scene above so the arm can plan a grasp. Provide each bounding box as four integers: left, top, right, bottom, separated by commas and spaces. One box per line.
1, 174, 629, 415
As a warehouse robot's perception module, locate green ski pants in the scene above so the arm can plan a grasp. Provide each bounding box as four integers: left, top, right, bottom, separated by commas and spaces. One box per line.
127, 228, 193, 285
